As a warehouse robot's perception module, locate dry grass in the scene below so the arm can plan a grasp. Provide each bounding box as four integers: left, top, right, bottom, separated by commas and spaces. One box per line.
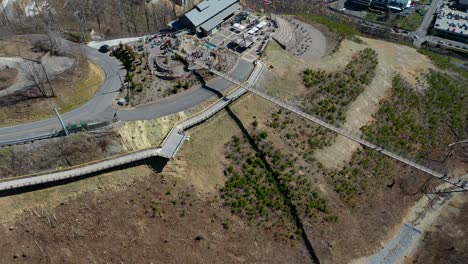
263, 35, 434, 170
173, 94, 275, 193
0, 60, 104, 127
57, 61, 104, 113
0, 164, 153, 224
0, 37, 44, 61
263, 40, 364, 99
119, 113, 185, 151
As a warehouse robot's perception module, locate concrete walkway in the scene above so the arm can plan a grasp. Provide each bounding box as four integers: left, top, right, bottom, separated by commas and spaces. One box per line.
87, 37, 142, 49
160, 61, 265, 159
273, 16, 295, 49
0, 37, 252, 144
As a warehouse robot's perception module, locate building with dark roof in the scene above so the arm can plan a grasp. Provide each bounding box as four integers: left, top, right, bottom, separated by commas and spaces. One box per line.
455, 0, 468, 10
434, 4, 468, 43
346, 0, 411, 11
169, 0, 241, 37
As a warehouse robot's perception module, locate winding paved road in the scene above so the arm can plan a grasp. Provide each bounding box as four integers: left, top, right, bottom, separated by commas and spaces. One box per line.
0, 41, 123, 142
0, 38, 253, 143
119, 59, 253, 121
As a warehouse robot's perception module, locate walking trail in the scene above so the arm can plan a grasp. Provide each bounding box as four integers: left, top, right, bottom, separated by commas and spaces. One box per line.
314, 38, 434, 169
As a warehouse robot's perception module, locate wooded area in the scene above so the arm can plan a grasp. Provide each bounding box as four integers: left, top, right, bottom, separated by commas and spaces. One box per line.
0, 0, 201, 39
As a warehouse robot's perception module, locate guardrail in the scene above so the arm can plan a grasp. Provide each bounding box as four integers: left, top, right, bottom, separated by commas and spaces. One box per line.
0, 131, 58, 148
0, 59, 264, 192
0, 121, 117, 148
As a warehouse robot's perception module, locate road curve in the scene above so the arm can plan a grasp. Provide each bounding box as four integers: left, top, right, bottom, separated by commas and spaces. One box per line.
0, 38, 253, 142
0, 39, 124, 142
118, 59, 253, 121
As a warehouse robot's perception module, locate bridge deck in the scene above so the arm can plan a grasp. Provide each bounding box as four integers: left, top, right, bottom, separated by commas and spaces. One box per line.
175, 51, 467, 191
0, 148, 161, 191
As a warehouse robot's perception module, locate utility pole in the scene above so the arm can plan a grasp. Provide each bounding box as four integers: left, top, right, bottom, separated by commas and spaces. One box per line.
25, 58, 55, 97
38, 61, 54, 97
53, 107, 69, 136
74, 10, 87, 43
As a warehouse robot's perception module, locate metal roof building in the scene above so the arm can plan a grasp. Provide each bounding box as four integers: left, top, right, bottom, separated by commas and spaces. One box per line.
170, 0, 241, 36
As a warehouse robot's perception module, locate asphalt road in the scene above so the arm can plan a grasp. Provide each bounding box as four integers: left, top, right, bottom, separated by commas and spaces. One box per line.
0, 41, 253, 143
119, 59, 253, 121
0, 40, 124, 142
415, 0, 442, 36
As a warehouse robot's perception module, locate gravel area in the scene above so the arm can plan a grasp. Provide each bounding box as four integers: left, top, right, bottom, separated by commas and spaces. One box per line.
367, 224, 421, 264
287, 18, 328, 59
0, 55, 75, 97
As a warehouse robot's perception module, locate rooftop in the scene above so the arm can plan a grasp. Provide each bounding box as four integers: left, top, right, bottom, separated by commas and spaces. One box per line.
371, 0, 412, 10
184, 0, 239, 27
199, 2, 241, 32
434, 5, 468, 36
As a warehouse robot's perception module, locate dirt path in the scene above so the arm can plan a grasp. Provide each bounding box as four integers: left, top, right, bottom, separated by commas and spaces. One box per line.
263, 39, 364, 99
351, 174, 467, 264
264, 36, 434, 169
314, 38, 434, 169
0, 55, 76, 97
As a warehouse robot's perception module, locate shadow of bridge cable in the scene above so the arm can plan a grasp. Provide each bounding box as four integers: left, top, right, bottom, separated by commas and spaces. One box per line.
224, 105, 321, 264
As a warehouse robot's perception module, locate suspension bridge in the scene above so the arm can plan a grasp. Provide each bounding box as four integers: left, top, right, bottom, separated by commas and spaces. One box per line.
175, 50, 468, 192
0, 50, 465, 193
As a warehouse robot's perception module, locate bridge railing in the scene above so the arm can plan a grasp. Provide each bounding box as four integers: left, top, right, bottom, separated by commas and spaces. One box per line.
179, 52, 467, 191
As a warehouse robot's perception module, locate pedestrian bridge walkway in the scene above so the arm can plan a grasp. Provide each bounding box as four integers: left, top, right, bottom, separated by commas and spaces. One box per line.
160, 61, 265, 158
0, 61, 265, 192
179, 52, 468, 192
0, 148, 162, 191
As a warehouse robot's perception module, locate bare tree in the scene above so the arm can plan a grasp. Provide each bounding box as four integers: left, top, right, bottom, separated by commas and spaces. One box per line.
46, 30, 64, 55
143, 0, 150, 33
17, 60, 51, 98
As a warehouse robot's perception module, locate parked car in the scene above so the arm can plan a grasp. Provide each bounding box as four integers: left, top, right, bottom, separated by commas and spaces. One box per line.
98, 44, 110, 53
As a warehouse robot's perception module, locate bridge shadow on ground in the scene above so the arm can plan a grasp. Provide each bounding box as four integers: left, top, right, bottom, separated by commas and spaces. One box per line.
192, 70, 225, 98
192, 66, 321, 263
0, 157, 168, 198
225, 106, 321, 264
